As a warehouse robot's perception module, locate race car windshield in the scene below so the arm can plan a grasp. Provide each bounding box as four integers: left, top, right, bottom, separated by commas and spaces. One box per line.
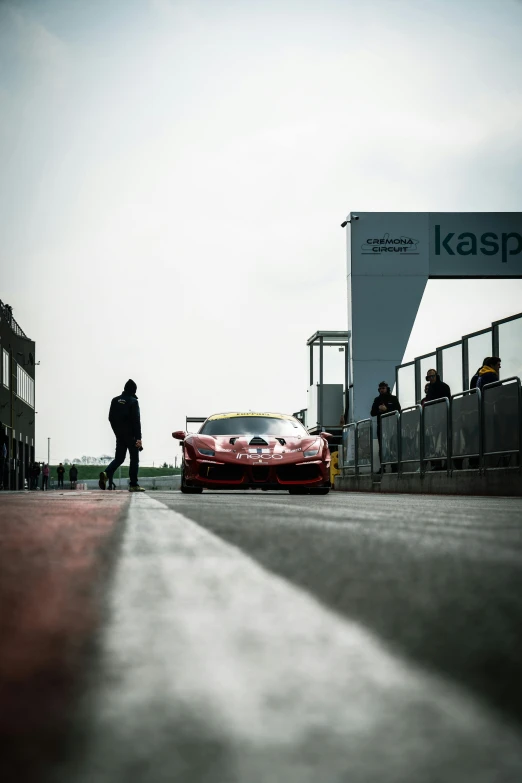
200, 416, 306, 437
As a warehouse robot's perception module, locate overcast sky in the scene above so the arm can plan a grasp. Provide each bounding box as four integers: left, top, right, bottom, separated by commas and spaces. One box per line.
1, 0, 522, 464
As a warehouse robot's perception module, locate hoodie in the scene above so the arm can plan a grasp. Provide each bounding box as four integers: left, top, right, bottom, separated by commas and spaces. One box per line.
109, 381, 142, 445
476, 365, 499, 391
424, 374, 451, 403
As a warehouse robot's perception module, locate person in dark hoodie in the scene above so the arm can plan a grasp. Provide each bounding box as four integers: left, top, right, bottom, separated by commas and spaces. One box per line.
476, 357, 501, 390
371, 382, 401, 471
470, 358, 489, 390
99, 379, 145, 492
424, 369, 451, 403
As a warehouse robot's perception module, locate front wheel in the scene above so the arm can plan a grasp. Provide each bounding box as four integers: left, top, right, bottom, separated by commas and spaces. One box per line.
180, 467, 203, 494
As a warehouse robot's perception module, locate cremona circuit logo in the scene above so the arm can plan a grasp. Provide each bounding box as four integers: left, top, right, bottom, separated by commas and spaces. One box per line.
361, 233, 419, 254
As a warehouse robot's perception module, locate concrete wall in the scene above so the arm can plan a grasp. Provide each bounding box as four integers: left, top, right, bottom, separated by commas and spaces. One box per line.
335, 469, 522, 496
75, 475, 182, 491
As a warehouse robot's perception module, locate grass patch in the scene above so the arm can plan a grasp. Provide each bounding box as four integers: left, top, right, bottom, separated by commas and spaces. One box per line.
50, 465, 181, 480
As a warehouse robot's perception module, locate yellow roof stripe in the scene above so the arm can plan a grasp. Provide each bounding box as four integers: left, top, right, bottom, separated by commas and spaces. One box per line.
207, 412, 296, 421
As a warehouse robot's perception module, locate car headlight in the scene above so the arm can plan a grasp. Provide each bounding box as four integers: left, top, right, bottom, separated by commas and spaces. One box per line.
198, 447, 215, 456
303, 448, 319, 457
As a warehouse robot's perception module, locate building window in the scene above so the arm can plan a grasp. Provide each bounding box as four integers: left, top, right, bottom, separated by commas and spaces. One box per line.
2, 349, 9, 389
16, 363, 34, 408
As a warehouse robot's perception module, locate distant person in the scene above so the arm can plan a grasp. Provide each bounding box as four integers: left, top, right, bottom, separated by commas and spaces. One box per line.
476, 357, 501, 390
32, 461, 41, 490
371, 382, 401, 471
69, 464, 78, 489
99, 379, 145, 492
424, 369, 451, 402
42, 463, 49, 491
57, 462, 65, 488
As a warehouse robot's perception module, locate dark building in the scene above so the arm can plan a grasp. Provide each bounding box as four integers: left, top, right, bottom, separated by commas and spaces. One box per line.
0, 300, 36, 490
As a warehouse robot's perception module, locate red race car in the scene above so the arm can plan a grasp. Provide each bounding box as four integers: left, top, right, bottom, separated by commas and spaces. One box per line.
172, 412, 332, 495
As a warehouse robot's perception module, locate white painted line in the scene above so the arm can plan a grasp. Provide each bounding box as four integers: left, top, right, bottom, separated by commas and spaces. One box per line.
67, 494, 522, 783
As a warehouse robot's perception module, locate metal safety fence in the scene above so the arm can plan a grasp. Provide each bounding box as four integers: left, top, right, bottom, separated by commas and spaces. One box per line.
342, 419, 374, 475
342, 377, 521, 475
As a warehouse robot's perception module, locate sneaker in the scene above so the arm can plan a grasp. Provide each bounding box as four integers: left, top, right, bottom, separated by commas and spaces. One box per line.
129, 485, 146, 492
98, 471, 108, 490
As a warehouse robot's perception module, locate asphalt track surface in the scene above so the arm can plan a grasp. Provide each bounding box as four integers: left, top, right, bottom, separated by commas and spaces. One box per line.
1, 489, 522, 782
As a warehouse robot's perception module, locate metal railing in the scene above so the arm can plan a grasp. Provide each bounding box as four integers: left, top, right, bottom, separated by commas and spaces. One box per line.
451, 387, 481, 468
399, 404, 422, 472
341, 377, 521, 475
380, 410, 400, 470
422, 397, 451, 474
0, 300, 29, 339
395, 311, 521, 409
342, 423, 356, 473
341, 419, 373, 474
355, 418, 373, 474
481, 377, 521, 468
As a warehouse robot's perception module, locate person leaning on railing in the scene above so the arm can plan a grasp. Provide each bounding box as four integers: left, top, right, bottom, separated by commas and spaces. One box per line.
475, 357, 501, 390
371, 382, 401, 472
424, 370, 451, 402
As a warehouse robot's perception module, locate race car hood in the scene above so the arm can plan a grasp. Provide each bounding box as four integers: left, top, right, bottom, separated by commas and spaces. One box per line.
192, 433, 321, 456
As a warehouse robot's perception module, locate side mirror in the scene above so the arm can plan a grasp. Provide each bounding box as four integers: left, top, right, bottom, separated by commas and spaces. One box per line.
321, 432, 334, 441
172, 430, 186, 440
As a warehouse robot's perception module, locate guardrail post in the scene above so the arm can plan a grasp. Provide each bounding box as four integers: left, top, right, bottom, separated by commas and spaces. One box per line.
419, 404, 423, 474
354, 424, 359, 477
477, 386, 483, 473
397, 411, 401, 474
370, 423, 374, 475
477, 376, 520, 471
445, 397, 451, 476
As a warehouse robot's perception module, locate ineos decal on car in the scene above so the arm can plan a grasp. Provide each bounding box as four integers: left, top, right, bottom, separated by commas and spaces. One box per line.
236, 454, 283, 460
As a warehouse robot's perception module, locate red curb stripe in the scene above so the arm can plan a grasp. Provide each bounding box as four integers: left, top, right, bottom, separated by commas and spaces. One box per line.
0, 493, 129, 772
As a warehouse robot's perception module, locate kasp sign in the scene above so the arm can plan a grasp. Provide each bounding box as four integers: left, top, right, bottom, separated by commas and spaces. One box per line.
429, 213, 522, 277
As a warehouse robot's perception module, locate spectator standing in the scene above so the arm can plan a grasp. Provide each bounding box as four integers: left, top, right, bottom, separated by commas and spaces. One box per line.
57, 462, 65, 488
42, 463, 49, 491
476, 357, 501, 390
99, 379, 145, 492
69, 464, 78, 489
32, 461, 41, 490
424, 369, 451, 402
371, 382, 401, 471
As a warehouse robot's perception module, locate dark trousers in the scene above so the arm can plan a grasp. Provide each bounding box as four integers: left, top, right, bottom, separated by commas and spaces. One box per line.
42, 475, 48, 490
58, 477, 64, 488
106, 439, 139, 486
